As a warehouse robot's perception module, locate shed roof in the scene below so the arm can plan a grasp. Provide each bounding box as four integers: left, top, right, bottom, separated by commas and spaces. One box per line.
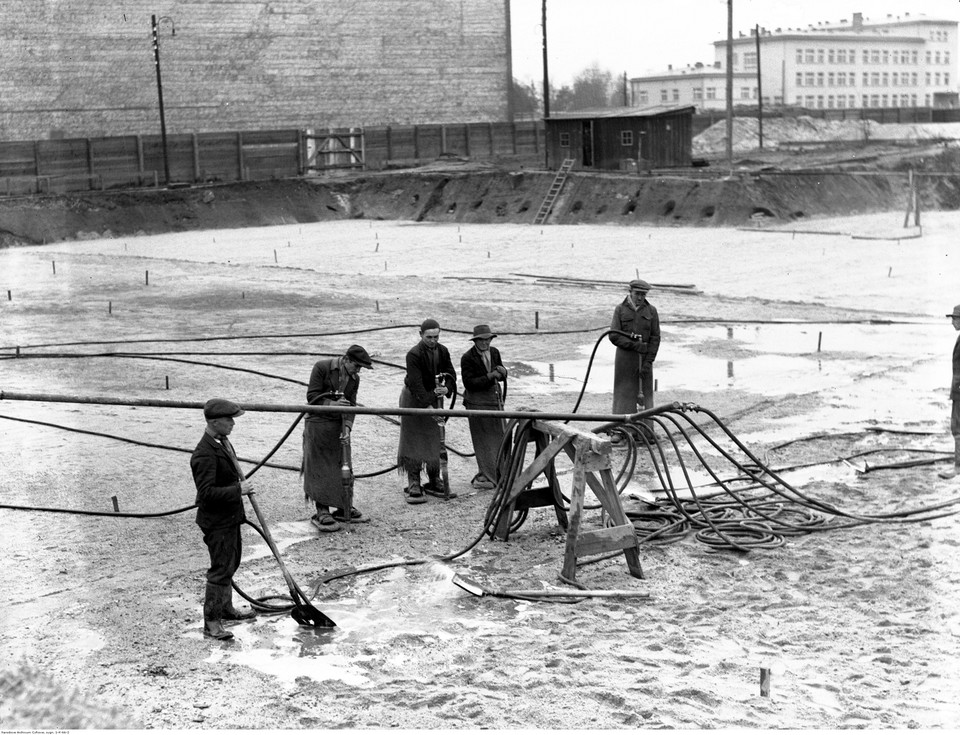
545, 104, 696, 121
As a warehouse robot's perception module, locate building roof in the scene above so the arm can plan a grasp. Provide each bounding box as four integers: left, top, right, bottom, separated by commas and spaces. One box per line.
545, 104, 695, 121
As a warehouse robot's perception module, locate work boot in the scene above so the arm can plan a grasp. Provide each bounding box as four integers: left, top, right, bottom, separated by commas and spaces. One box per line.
203, 583, 234, 640
423, 471, 457, 499
222, 585, 256, 621
404, 471, 427, 504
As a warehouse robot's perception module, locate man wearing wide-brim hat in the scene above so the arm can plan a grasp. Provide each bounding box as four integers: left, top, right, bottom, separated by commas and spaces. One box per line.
460, 324, 508, 490
302, 344, 374, 531
190, 398, 257, 640
940, 305, 960, 479
608, 278, 661, 423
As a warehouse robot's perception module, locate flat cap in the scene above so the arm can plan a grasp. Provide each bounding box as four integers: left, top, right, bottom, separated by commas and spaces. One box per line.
203, 398, 245, 420
420, 318, 440, 332
346, 344, 373, 368
947, 304, 960, 318
629, 278, 651, 291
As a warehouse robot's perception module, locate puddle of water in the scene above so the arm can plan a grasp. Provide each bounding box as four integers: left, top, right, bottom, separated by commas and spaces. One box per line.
199, 562, 508, 687
518, 323, 945, 400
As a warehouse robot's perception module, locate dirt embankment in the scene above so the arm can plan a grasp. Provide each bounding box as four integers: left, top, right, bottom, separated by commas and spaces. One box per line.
1, 155, 955, 246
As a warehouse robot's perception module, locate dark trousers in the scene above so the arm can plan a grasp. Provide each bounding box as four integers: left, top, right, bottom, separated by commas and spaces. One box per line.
202, 524, 242, 586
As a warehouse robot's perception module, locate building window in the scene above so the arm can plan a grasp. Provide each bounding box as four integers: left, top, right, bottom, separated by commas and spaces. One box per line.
744, 52, 757, 70
863, 72, 870, 87
621, 130, 634, 146
892, 50, 899, 65
805, 49, 815, 63
672, 88, 679, 101
849, 72, 856, 86
935, 51, 941, 64
559, 132, 570, 147
892, 72, 899, 86
926, 51, 932, 64
882, 72, 889, 86
638, 90, 648, 104
774, 95, 783, 105
817, 49, 824, 64
827, 95, 835, 108
882, 50, 889, 65
837, 49, 847, 64
805, 72, 815, 86
946, 52, 951, 65
828, 49, 836, 64
741, 87, 751, 99
946, 73, 951, 86
862, 50, 869, 64
881, 94, 888, 107
871, 50, 880, 64
816, 72, 824, 86
871, 72, 880, 87
796, 49, 804, 64
661, 88, 668, 102
693, 87, 703, 100
796, 72, 804, 87
805, 95, 815, 107
706, 87, 716, 100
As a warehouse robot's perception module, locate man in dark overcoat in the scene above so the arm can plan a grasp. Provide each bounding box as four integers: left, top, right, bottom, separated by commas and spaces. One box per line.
397, 318, 457, 502
190, 398, 257, 641
940, 304, 960, 479
302, 344, 374, 532
609, 278, 661, 418
461, 324, 507, 489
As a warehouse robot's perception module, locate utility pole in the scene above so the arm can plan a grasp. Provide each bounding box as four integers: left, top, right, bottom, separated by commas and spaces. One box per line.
755, 23, 763, 150
541, 0, 550, 168
725, 0, 733, 166
152, 15, 175, 186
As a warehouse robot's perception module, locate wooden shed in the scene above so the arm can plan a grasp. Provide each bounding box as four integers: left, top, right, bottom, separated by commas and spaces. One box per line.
544, 105, 694, 171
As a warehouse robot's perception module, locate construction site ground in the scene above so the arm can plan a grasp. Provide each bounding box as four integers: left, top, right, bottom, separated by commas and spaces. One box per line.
1, 118, 960, 729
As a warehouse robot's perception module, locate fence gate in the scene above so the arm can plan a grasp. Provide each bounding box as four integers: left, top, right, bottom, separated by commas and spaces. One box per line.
303, 128, 364, 173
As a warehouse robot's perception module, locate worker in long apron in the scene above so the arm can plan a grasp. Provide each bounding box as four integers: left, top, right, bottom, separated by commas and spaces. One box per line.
609, 278, 661, 433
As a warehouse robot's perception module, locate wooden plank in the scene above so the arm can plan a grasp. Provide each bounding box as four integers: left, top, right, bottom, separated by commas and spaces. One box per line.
561, 445, 588, 582
574, 524, 637, 557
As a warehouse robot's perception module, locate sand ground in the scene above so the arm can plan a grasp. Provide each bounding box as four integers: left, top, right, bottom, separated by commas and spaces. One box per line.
1, 212, 959, 729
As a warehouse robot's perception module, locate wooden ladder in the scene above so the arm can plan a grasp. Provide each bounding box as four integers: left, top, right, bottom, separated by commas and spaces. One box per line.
532, 158, 575, 226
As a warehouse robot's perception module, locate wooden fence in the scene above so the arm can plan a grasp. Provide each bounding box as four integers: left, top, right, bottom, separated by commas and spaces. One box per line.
0, 121, 546, 196
1, 108, 958, 195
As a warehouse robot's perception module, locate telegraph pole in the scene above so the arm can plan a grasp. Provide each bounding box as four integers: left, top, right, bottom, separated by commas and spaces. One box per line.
755, 23, 763, 149
541, 0, 550, 168
725, 0, 733, 165
152, 15, 175, 186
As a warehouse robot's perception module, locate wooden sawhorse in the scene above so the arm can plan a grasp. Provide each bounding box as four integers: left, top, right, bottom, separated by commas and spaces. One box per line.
492, 419, 644, 582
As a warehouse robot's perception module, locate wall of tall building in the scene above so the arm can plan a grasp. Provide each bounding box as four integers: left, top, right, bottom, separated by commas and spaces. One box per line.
1, 0, 511, 141
631, 13, 959, 112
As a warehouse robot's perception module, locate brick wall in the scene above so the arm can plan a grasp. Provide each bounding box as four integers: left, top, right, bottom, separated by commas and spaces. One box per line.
2, 0, 511, 141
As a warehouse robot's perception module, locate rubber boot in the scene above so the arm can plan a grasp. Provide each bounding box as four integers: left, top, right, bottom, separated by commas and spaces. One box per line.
222, 584, 256, 621
203, 583, 234, 640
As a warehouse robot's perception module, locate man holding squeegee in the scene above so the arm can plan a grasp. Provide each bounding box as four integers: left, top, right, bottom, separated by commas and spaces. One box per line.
190, 398, 257, 641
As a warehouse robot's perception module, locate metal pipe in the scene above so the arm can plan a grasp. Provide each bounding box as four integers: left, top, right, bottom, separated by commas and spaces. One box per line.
0, 390, 677, 423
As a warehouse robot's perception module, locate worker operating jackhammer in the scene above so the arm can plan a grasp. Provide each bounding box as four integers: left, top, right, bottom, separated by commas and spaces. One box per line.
302, 345, 374, 533
190, 398, 258, 641
397, 318, 458, 503
609, 278, 661, 438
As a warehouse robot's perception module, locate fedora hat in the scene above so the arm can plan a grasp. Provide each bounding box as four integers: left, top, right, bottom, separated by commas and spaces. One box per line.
947, 304, 960, 318
469, 324, 497, 340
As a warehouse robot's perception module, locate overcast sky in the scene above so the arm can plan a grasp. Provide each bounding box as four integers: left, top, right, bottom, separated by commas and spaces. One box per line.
510, 0, 960, 87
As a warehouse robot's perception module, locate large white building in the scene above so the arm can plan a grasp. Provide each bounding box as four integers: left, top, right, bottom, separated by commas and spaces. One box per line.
630, 11, 958, 112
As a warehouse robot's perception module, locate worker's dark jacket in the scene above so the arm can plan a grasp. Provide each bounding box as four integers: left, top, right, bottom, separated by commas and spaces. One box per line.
306, 357, 360, 427
952, 334, 960, 401
461, 345, 504, 409
190, 433, 246, 530
403, 341, 457, 407
609, 297, 661, 364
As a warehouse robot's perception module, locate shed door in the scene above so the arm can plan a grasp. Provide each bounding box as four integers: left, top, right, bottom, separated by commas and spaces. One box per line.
581, 121, 594, 167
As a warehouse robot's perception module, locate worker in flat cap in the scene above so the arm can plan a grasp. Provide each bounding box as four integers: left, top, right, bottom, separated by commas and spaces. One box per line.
609, 278, 661, 429
397, 318, 458, 502
190, 398, 257, 641
940, 305, 960, 479
302, 345, 374, 532
461, 324, 508, 489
